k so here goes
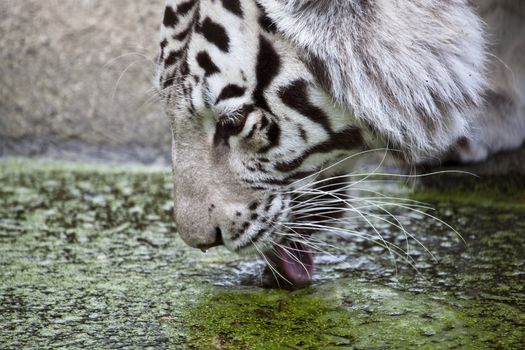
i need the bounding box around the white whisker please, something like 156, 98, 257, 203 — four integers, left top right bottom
281, 223, 420, 270
250, 236, 290, 287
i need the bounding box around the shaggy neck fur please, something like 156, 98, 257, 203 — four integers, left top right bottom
257, 0, 487, 162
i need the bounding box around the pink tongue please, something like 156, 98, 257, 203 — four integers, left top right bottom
266, 240, 314, 288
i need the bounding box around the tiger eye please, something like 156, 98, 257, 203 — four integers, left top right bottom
219, 115, 245, 134
219, 105, 253, 133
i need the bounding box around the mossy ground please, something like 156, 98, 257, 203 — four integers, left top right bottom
1, 158, 524, 349
179, 282, 525, 349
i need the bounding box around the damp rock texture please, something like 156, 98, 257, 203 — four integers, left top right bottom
0, 158, 524, 349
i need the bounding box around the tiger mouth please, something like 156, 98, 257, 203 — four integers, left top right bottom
264, 238, 314, 289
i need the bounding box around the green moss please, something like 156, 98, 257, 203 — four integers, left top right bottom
178, 288, 354, 349
409, 172, 525, 210
1, 158, 524, 348
178, 281, 525, 349
411, 188, 525, 210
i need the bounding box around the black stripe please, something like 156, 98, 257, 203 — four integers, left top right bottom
165, 50, 183, 66
254, 36, 281, 110
267, 122, 281, 147
197, 17, 230, 52
244, 177, 289, 187
177, 0, 197, 16
216, 84, 246, 103
304, 54, 332, 95
275, 128, 363, 172
163, 73, 175, 89
236, 227, 269, 249
298, 126, 308, 142
213, 114, 246, 147
163, 6, 179, 27
159, 39, 168, 61
180, 57, 190, 76
260, 115, 269, 130
256, 3, 277, 33
248, 186, 268, 191
279, 79, 332, 132
246, 123, 258, 139
259, 14, 277, 33
222, 0, 243, 17
173, 27, 191, 41
258, 121, 281, 153
196, 51, 220, 76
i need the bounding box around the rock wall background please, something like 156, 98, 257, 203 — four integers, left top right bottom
0, 1, 169, 163
0, 1, 523, 169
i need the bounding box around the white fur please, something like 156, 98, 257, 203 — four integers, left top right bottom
257, 0, 488, 162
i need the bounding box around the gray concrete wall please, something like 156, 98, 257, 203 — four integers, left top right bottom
0, 0, 169, 162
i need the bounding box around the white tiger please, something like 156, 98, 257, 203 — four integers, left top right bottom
156, 0, 525, 287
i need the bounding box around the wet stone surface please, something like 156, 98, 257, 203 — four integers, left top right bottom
0, 158, 524, 349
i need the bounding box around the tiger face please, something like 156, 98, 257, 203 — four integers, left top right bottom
156, 0, 487, 287
157, 0, 369, 286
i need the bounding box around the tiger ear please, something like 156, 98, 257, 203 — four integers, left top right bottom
258, 0, 488, 163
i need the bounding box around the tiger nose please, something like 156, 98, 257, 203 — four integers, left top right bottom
196, 227, 224, 252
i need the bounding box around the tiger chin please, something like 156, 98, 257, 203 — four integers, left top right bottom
155, 0, 525, 288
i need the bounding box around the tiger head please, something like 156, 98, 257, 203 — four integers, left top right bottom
156, 0, 486, 287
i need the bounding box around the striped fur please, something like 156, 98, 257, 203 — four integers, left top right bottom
156, 0, 368, 253
155, 0, 524, 256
